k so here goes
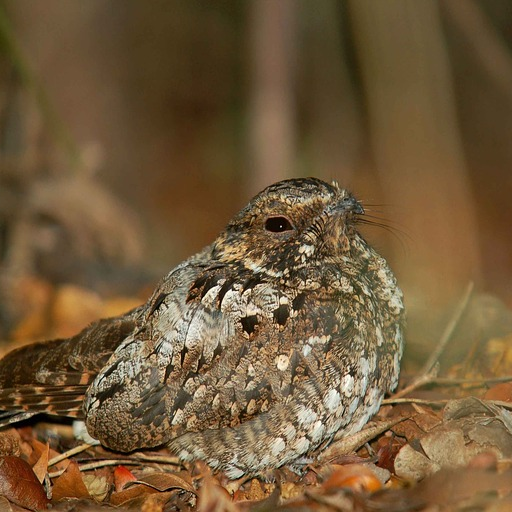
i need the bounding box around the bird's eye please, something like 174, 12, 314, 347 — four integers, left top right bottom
264, 216, 294, 233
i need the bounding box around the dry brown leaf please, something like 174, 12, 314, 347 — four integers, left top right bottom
31, 442, 49, 483
110, 482, 158, 506
0, 495, 31, 512
114, 464, 137, 492
83, 473, 109, 502
0, 455, 50, 510
51, 460, 91, 502
321, 464, 382, 493
414, 467, 512, 508
126, 490, 181, 511
376, 432, 405, 473
279, 481, 305, 501
29, 438, 68, 472
111, 470, 196, 507
395, 397, 512, 481
197, 475, 238, 512
127, 471, 196, 494
484, 382, 512, 402
390, 406, 442, 441
467, 451, 498, 470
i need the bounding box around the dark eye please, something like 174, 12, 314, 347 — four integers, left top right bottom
265, 216, 294, 233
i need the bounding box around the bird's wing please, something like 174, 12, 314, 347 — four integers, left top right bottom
0, 305, 144, 423
83, 265, 348, 453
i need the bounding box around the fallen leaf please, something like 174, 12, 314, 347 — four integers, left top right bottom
414, 467, 512, 507
51, 460, 91, 501
114, 465, 137, 492
321, 464, 382, 493
197, 475, 239, 512
484, 382, 512, 402
395, 397, 512, 481
110, 482, 158, 506
0, 455, 50, 510
0, 495, 27, 512
317, 417, 407, 463
126, 471, 195, 494
31, 443, 49, 483
83, 474, 110, 502
29, 438, 68, 472
376, 432, 404, 473
394, 443, 439, 481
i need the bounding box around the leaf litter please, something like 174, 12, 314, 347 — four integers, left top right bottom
0, 282, 512, 510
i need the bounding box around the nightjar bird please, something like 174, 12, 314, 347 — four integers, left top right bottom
0, 177, 404, 478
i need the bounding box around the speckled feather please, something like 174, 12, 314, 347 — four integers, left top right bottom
0, 178, 404, 478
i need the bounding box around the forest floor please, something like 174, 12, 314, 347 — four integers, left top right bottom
0, 280, 511, 512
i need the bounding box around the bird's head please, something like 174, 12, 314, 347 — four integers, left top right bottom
213, 177, 365, 278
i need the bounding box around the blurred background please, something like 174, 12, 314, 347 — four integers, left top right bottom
1, 0, 512, 368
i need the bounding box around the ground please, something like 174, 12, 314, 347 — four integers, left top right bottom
0, 281, 511, 512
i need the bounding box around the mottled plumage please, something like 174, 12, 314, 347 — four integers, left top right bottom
0, 178, 404, 478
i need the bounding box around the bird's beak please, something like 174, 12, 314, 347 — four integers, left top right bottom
338, 196, 364, 216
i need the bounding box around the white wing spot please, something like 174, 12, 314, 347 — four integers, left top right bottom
341, 373, 354, 397
294, 436, 310, 453
271, 437, 286, 456
310, 420, 325, 442
323, 388, 341, 413
297, 406, 317, 426
275, 354, 290, 371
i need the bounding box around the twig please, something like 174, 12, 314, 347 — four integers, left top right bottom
393, 281, 474, 398
131, 454, 181, 465
392, 374, 512, 398
392, 369, 438, 399
48, 442, 98, 467
382, 397, 449, 407
382, 396, 512, 411
317, 416, 407, 462
421, 281, 474, 376
48, 459, 145, 479
429, 375, 512, 387
48, 454, 182, 479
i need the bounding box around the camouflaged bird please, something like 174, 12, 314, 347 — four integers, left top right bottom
0, 177, 404, 478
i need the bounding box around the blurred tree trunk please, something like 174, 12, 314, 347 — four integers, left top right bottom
349, 0, 481, 308
301, 0, 362, 183
247, 0, 297, 194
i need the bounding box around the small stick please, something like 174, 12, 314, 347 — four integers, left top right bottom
420, 281, 475, 377
382, 397, 449, 406
48, 454, 182, 479
392, 370, 437, 399
48, 442, 98, 467
429, 375, 512, 387
317, 417, 407, 462
382, 396, 512, 411
393, 281, 475, 398
48, 459, 144, 479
